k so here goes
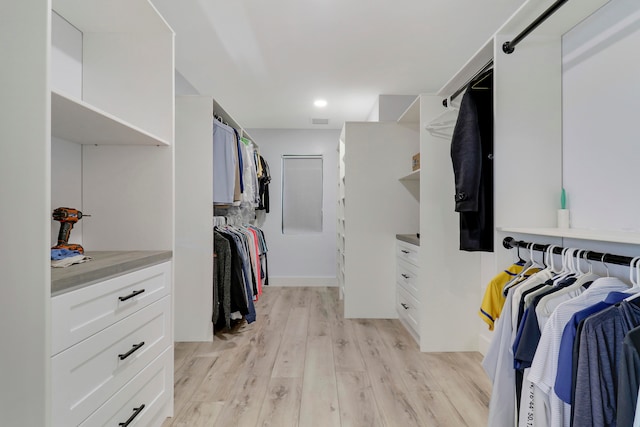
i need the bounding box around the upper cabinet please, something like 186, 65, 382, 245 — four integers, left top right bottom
52, 0, 174, 146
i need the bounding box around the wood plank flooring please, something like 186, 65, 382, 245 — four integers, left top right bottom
162, 286, 491, 427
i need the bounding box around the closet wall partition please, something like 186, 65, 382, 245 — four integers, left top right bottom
340, 122, 420, 318
174, 96, 263, 341
175, 96, 215, 341
418, 94, 483, 352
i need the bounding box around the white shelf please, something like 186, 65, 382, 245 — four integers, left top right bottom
399, 169, 420, 181
52, 91, 170, 146
498, 227, 640, 245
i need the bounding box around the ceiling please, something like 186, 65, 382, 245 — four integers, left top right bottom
150, 0, 526, 129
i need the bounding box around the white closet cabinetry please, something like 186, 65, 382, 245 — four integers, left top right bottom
339, 122, 419, 318
396, 239, 420, 343
52, 262, 172, 427
0, 1, 175, 425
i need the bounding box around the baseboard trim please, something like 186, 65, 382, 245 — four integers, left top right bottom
268, 277, 338, 287
478, 333, 492, 356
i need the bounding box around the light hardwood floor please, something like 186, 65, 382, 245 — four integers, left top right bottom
162, 286, 491, 427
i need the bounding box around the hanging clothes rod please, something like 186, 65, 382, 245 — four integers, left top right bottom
502, 0, 570, 54
443, 59, 493, 107
503, 236, 637, 267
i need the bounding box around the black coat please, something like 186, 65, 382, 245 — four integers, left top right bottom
450, 71, 494, 252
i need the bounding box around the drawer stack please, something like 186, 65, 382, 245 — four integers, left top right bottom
51, 261, 173, 427
396, 240, 420, 343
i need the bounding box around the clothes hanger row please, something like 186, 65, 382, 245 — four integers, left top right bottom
213, 112, 229, 126
504, 237, 637, 270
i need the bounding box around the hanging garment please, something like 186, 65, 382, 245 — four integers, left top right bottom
526, 277, 631, 427
573, 299, 640, 427
479, 260, 528, 330
618, 322, 640, 426
213, 231, 232, 327
450, 70, 494, 252
484, 268, 553, 427
240, 140, 258, 206
233, 128, 244, 193
257, 155, 271, 213
213, 120, 238, 205
554, 291, 629, 404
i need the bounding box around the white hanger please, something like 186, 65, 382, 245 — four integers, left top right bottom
544, 244, 562, 274
600, 253, 610, 277
424, 96, 461, 138
560, 249, 600, 290
520, 242, 544, 273
624, 256, 640, 301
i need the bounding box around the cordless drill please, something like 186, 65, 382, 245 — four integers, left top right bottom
52, 207, 89, 254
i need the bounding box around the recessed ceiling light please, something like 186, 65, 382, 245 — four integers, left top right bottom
314, 99, 328, 108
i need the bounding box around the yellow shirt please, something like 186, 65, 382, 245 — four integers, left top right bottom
479, 263, 526, 330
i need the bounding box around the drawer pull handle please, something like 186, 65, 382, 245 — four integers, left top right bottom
118, 289, 145, 302
119, 404, 145, 426
119, 342, 145, 360
401, 250, 410, 254
401, 274, 410, 279
401, 303, 409, 310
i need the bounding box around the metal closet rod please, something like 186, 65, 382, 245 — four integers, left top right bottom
503, 236, 637, 267
443, 0, 571, 106
442, 59, 493, 107
502, 0, 570, 54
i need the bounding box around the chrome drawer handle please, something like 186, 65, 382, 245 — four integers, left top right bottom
401, 250, 410, 254
401, 274, 410, 279
118, 342, 145, 360
401, 303, 409, 310
119, 404, 145, 426
118, 289, 145, 302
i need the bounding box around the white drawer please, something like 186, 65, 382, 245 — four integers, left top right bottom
52, 261, 171, 355
79, 347, 173, 427
396, 241, 419, 267
396, 259, 419, 299
52, 297, 171, 427
397, 285, 420, 343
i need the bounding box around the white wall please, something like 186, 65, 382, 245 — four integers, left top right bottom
51, 138, 83, 247
563, 0, 640, 232
378, 95, 418, 121
247, 128, 339, 285
366, 94, 417, 122
51, 14, 84, 247
51, 11, 82, 98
